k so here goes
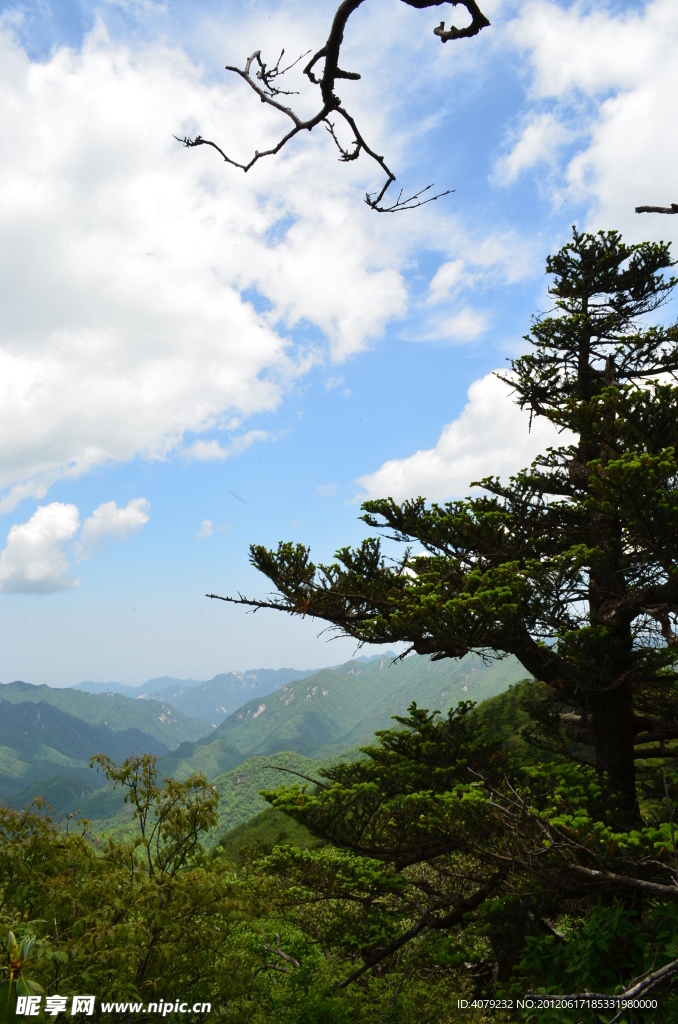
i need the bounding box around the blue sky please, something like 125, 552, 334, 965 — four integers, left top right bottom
0, 0, 676, 685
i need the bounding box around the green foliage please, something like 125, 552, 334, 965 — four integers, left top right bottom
515, 901, 678, 1020
0, 760, 249, 1017
3, 697, 676, 1020
0, 749, 503, 1024
257, 701, 678, 1017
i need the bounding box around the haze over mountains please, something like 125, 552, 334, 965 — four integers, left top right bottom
75, 668, 320, 725
1, 653, 530, 839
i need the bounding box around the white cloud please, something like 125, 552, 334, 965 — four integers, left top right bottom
0, 1, 560, 518
184, 441, 229, 463
0, 497, 151, 591
356, 371, 572, 503
0, 477, 58, 515
427, 259, 467, 304
196, 518, 213, 540
503, 0, 678, 243
78, 498, 150, 559
181, 431, 269, 463
419, 307, 489, 343
6, 0, 650, 520
0, 19, 414, 509
0, 502, 80, 593
505, 1, 659, 99
410, 227, 541, 344
494, 111, 573, 186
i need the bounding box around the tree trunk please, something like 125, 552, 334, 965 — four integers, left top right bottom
590, 679, 639, 826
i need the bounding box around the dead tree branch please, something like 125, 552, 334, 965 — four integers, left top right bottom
636, 204, 678, 215
177, 0, 490, 211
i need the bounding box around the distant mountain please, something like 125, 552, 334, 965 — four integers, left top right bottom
0, 681, 210, 746
141, 676, 204, 692
0, 680, 212, 814
74, 676, 203, 697
144, 668, 321, 725
74, 668, 318, 724
0, 696, 169, 803
160, 653, 528, 781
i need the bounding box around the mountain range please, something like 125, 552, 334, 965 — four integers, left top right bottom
2, 653, 530, 839
0, 696, 167, 806
75, 668, 320, 725
161, 652, 526, 781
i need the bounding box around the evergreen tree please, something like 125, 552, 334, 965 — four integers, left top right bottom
217, 228, 678, 824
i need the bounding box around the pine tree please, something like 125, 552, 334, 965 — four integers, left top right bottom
217, 228, 678, 824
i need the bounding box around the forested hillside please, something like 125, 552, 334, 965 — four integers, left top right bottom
0, 697, 168, 803
0, 681, 208, 744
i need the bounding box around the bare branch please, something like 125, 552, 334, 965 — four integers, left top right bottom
261, 932, 301, 968
263, 764, 329, 789
179, 0, 490, 209
568, 863, 678, 899
636, 204, 678, 214
431, 0, 491, 41
608, 957, 678, 1021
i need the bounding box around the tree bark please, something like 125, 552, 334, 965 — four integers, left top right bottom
590, 678, 639, 825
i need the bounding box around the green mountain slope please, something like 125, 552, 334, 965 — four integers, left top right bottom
210, 751, 326, 837
0, 697, 168, 801
214, 680, 542, 866
0, 681, 210, 746
157, 735, 244, 781
4, 655, 529, 834
216, 653, 524, 758
215, 807, 324, 864
161, 653, 528, 780
81, 752, 328, 847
